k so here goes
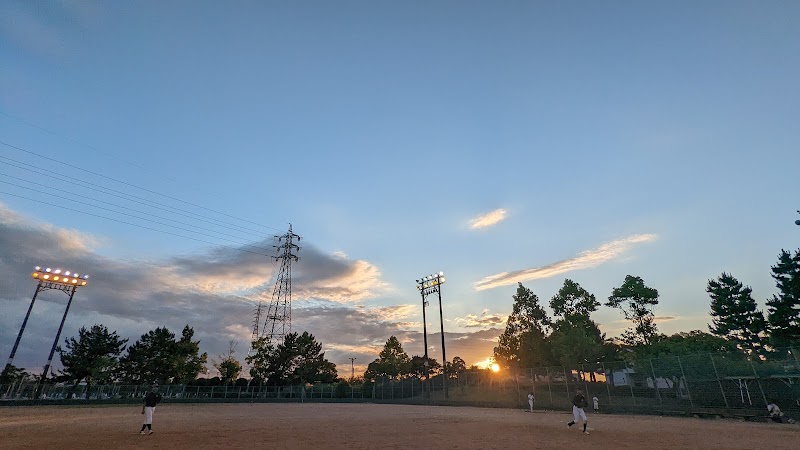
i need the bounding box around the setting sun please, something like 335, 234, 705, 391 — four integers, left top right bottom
490, 363, 500, 372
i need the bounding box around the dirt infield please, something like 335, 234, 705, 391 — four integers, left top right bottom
1, 403, 798, 449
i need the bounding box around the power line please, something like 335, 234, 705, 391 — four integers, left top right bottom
0, 173, 275, 252
0, 191, 275, 258
0, 156, 270, 236
0, 179, 279, 251
0, 139, 285, 233
0, 111, 285, 228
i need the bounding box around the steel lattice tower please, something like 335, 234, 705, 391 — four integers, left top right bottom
251, 224, 300, 344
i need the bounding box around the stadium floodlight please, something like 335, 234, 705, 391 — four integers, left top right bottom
4, 266, 90, 398
415, 271, 449, 399
32, 267, 89, 286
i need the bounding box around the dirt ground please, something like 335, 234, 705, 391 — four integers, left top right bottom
1, 403, 798, 449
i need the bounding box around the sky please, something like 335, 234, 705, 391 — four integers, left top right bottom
1, 1, 799, 377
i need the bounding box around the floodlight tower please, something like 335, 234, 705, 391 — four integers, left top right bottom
261, 224, 301, 343
3, 267, 88, 393
416, 272, 447, 399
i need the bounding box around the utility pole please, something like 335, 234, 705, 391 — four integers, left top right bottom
420, 284, 430, 398
349, 357, 357, 381
437, 280, 448, 399
416, 272, 447, 399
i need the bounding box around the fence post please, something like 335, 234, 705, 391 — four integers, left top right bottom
601, 362, 612, 406
581, 364, 590, 404
530, 368, 535, 408
648, 358, 663, 408
676, 356, 694, 409
546, 367, 553, 405
623, 360, 636, 406
709, 354, 729, 409
562, 366, 570, 406
748, 359, 768, 406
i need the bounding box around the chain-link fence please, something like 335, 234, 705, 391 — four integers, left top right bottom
0, 379, 431, 403
3, 348, 799, 420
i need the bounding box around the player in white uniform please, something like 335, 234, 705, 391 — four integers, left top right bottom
528, 392, 535, 412
567, 389, 589, 435
768, 401, 796, 424
592, 395, 599, 413
140, 385, 162, 435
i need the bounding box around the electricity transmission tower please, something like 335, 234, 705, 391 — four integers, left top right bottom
251, 224, 301, 345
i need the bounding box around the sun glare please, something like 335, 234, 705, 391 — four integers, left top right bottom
490, 363, 500, 373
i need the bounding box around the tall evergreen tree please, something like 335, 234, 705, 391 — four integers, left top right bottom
118, 325, 206, 384
58, 325, 127, 390
493, 283, 552, 369
606, 275, 660, 346
245, 336, 275, 383
706, 272, 767, 353
270, 331, 337, 385
364, 336, 411, 380
766, 249, 800, 347
174, 325, 208, 384
118, 327, 177, 384
549, 279, 604, 367
550, 279, 600, 324
406, 355, 441, 378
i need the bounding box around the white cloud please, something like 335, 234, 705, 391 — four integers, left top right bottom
0, 204, 506, 376
474, 234, 658, 291
454, 309, 508, 328
0, 204, 390, 374
469, 209, 507, 230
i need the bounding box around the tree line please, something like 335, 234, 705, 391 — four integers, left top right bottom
492, 248, 800, 369
0, 324, 338, 390
360, 335, 468, 382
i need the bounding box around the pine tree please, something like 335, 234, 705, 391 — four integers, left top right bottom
493, 283, 552, 369
118, 327, 177, 384
606, 275, 660, 346
706, 272, 766, 354
174, 325, 208, 384
270, 331, 337, 385
549, 279, 604, 367
550, 278, 600, 325
766, 249, 800, 348
57, 325, 127, 392
364, 336, 410, 380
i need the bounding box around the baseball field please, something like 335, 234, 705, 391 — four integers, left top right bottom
1, 403, 798, 449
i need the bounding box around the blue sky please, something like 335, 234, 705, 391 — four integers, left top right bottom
1, 1, 799, 375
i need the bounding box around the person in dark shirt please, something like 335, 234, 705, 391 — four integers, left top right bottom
567, 388, 590, 435
140, 384, 162, 435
